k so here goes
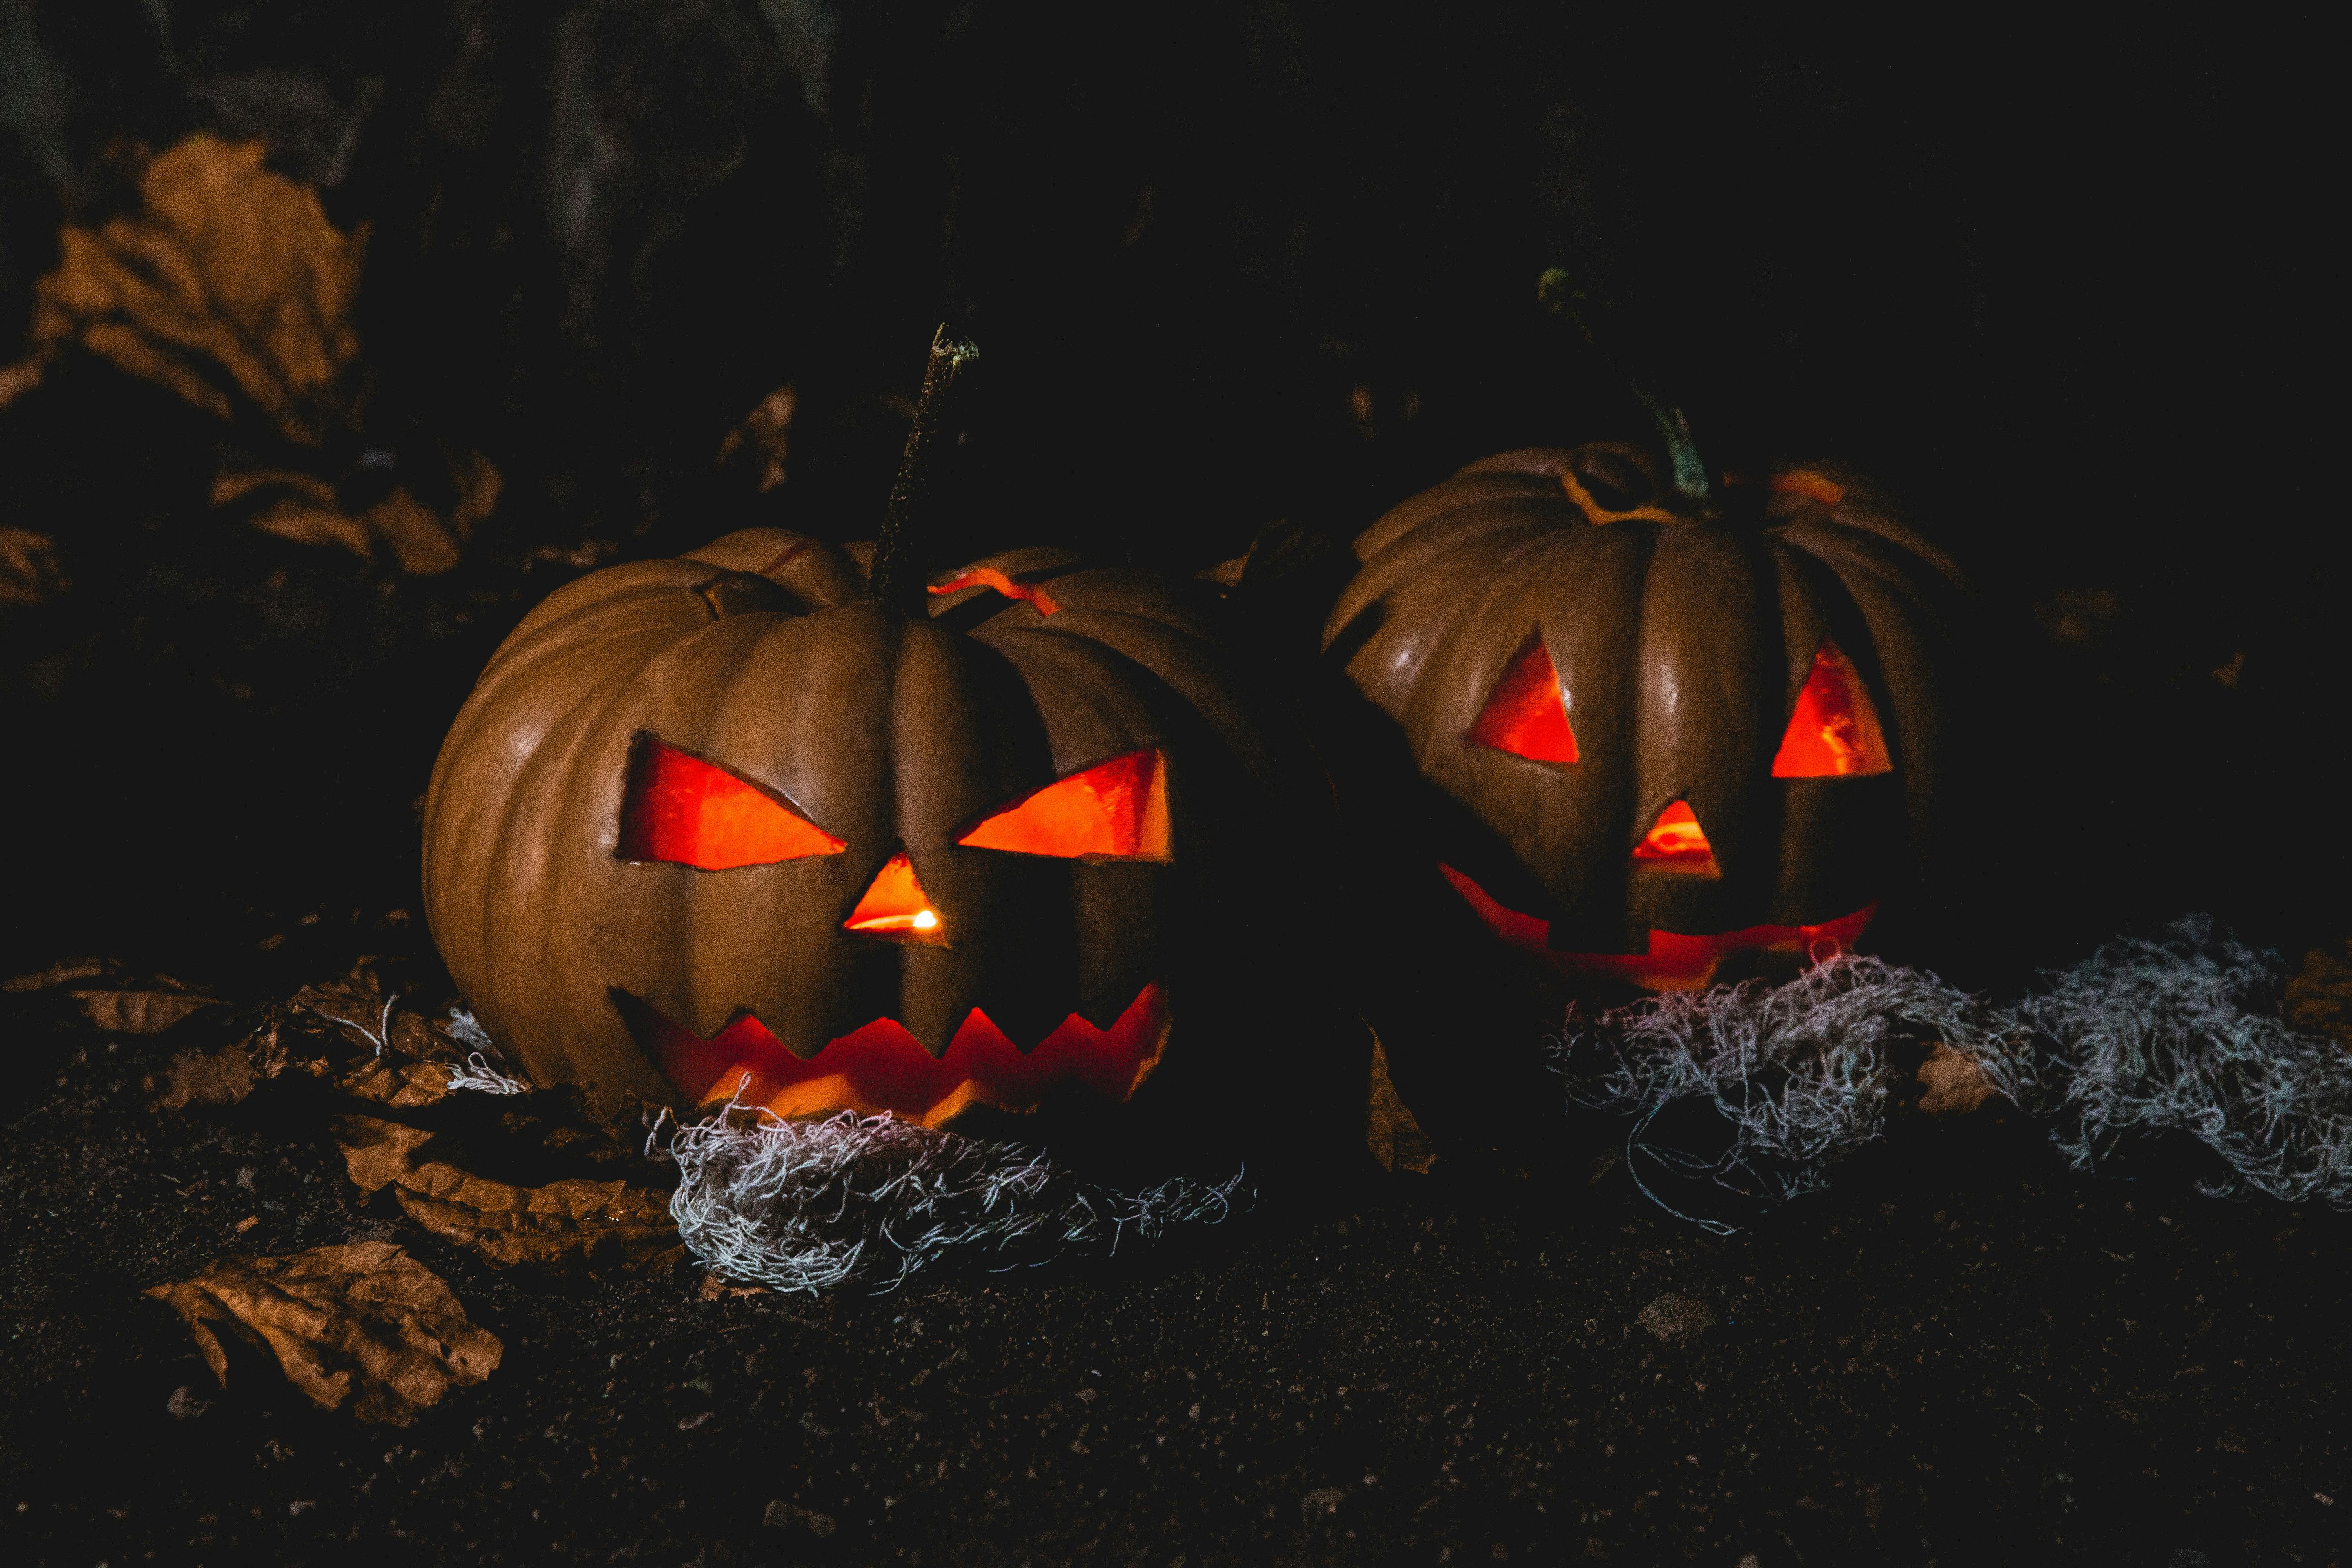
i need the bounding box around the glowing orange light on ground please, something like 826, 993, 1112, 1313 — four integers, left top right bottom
929, 567, 1062, 616
1467, 635, 1579, 763
1438, 863, 1875, 992
1631, 800, 1719, 876
844, 852, 945, 942
617, 741, 845, 868
958, 750, 1171, 860
1772, 640, 1892, 778
634, 983, 1172, 1127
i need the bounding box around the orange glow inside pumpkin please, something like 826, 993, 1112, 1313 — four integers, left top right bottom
928, 566, 1063, 616
618, 740, 845, 868
1438, 862, 1875, 992
1772, 640, 1893, 778
958, 750, 1171, 860
634, 982, 1172, 1127
843, 852, 945, 941
1631, 800, 1719, 876
1467, 635, 1579, 763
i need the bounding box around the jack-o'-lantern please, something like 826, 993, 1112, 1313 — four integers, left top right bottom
1322, 439, 1964, 996
423, 334, 1358, 1173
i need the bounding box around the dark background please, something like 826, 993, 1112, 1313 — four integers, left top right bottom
2, 10, 2347, 1567
0, 3, 2336, 976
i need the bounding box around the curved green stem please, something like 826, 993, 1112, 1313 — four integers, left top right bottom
1538, 269, 1713, 506
868, 325, 981, 619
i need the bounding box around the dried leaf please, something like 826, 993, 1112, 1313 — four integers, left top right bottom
210, 467, 340, 510
223, 472, 461, 574
153, 1041, 259, 1109
1636, 1292, 1717, 1343
0, 356, 42, 407
144, 1241, 501, 1425
31, 135, 365, 446
1914, 1042, 1999, 1117
1364, 1035, 1437, 1175
3, 957, 107, 993
391, 1162, 679, 1277
74, 989, 223, 1035
330, 1115, 438, 1195
2285, 941, 2352, 1047
717, 386, 795, 491
327, 1107, 676, 1276
1, 525, 69, 606
447, 449, 503, 539
363, 488, 461, 575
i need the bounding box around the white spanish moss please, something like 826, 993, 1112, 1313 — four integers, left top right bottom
657, 1092, 1248, 1295
1555, 918, 2352, 1219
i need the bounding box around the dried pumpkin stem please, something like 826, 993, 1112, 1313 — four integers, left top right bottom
869, 325, 982, 618
1538, 269, 1713, 506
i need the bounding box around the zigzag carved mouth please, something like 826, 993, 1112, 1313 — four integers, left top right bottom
1439, 863, 1876, 991
619, 985, 1171, 1128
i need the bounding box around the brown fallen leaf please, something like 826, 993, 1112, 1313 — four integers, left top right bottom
329, 1115, 439, 1195
31, 135, 365, 447
74, 989, 223, 1035
144, 1241, 501, 1425
447, 448, 503, 538
153, 1040, 258, 1109
2285, 940, 2352, 1048
219, 469, 462, 575
1914, 1042, 2000, 1118
327, 1112, 677, 1276
391, 1161, 679, 1278
1, 525, 69, 606
4, 957, 108, 993
1364, 1034, 1437, 1175
717, 385, 795, 492
0, 356, 42, 407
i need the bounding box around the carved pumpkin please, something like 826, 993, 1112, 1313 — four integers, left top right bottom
423, 334, 1358, 1171
422, 527, 1356, 1164
1323, 441, 1964, 993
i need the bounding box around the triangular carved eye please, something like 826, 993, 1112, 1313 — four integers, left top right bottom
957, 750, 1171, 860
1468, 634, 1579, 763
1631, 801, 1719, 877
1772, 640, 1893, 778
619, 740, 846, 868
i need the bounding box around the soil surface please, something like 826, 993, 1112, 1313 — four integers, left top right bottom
2, 934, 2346, 1568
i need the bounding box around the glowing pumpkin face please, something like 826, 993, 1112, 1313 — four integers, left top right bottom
423, 529, 1345, 1160
1324, 442, 1963, 991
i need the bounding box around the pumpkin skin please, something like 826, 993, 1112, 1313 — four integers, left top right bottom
423, 528, 1355, 1171
1322, 442, 1965, 994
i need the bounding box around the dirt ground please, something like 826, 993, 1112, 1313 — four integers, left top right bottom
2, 927, 2345, 1568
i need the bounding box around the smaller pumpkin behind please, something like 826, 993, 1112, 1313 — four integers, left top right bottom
1316, 417, 1976, 1169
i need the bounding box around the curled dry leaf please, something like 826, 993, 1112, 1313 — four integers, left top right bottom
3, 957, 108, 992
214, 468, 464, 575
144, 1240, 501, 1426
332, 1114, 680, 1277
31, 135, 365, 447
1, 525, 69, 606
74, 989, 223, 1035
1364, 1036, 1437, 1175
1913, 1042, 2000, 1117
2285, 940, 2352, 1048
717, 385, 795, 492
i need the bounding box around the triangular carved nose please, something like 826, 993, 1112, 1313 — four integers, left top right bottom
1631, 801, 1720, 878
844, 851, 947, 944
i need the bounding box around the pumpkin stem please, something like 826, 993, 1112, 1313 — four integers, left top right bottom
869, 325, 981, 618
1537, 269, 1713, 506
